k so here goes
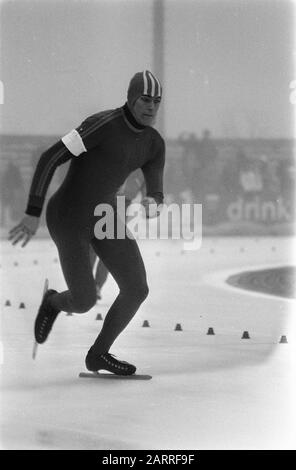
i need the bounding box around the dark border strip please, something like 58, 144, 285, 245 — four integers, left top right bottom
226, 266, 296, 299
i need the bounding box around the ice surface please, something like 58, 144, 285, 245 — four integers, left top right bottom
0, 237, 295, 449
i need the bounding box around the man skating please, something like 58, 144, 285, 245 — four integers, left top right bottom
9, 70, 165, 376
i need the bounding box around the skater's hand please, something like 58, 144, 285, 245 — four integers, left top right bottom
142, 197, 162, 219
9, 215, 40, 247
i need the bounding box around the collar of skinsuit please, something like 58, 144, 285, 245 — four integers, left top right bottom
122, 102, 146, 130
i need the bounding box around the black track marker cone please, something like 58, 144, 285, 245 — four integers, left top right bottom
242, 331, 250, 339
279, 335, 288, 344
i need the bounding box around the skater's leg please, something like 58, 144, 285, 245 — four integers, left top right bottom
49, 234, 97, 314
90, 244, 109, 299
89, 244, 97, 270
90, 234, 148, 354
45, 200, 97, 314
95, 259, 109, 289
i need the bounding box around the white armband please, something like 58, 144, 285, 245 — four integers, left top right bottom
61, 129, 87, 156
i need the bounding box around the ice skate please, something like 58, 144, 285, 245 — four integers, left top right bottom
85, 348, 136, 376
34, 280, 60, 345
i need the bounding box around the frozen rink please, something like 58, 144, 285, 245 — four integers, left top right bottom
0, 236, 295, 450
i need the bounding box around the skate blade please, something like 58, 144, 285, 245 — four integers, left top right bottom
32, 278, 49, 360
79, 372, 152, 380
32, 341, 38, 359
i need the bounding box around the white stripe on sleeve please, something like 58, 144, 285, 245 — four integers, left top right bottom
61, 129, 87, 156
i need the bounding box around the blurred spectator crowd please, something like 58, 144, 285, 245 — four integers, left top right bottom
0, 133, 295, 230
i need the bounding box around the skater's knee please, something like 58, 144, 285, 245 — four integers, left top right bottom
73, 291, 97, 314
120, 279, 148, 303
141, 282, 149, 300
133, 281, 149, 302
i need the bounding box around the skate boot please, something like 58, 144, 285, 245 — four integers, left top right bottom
34, 289, 60, 344
85, 348, 136, 376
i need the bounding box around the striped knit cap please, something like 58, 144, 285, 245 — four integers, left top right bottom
127, 70, 162, 107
